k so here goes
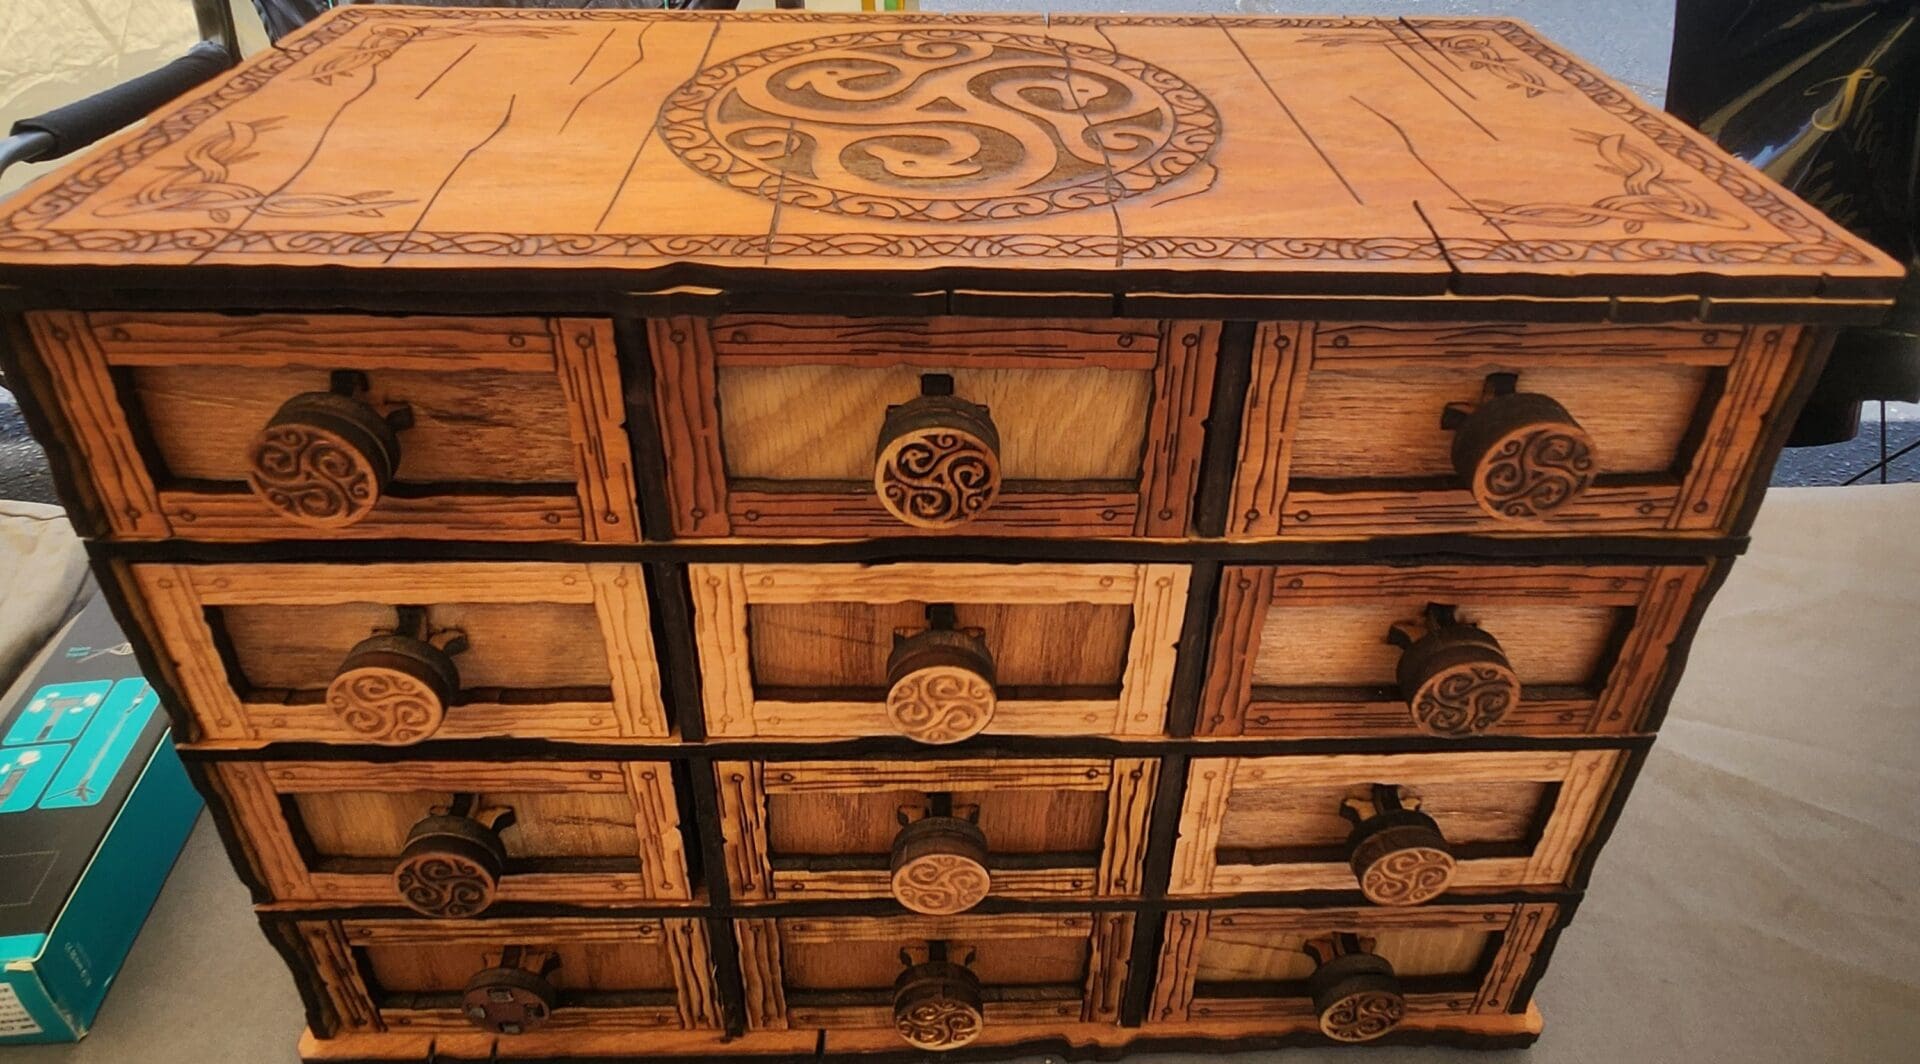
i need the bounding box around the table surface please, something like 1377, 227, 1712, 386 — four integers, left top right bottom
2, 481, 1914, 1063
0, 5, 1897, 301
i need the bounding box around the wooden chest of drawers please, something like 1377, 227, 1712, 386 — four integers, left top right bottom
0, 6, 1901, 1061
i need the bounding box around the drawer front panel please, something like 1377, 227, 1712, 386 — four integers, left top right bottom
1149, 904, 1561, 1032
1229, 322, 1807, 538
1200, 563, 1709, 738
716, 760, 1157, 906
1170, 751, 1626, 898
283, 917, 721, 1036
25, 311, 638, 542
127, 561, 667, 746
735, 913, 1134, 1037
651, 316, 1218, 539
690, 562, 1188, 742
213, 760, 692, 912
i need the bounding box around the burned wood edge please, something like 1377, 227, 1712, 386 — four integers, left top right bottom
611, 316, 676, 542
88, 534, 1752, 565
646, 562, 707, 743
0, 312, 109, 536
175, 732, 1657, 764
1190, 322, 1254, 537
1725, 326, 1841, 538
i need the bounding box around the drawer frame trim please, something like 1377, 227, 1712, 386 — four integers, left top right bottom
1148, 902, 1560, 1024
129, 560, 669, 745
1168, 751, 1626, 896
715, 759, 1158, 904
1227, 321, 1807, 538
209, 760, 693, 906
1199, 562, 1711, 738
689, 562, 1189, 740
22, 312, 641, 542
650, 316, 1220, 539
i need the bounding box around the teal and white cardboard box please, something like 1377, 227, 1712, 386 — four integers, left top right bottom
0, 594, 202, 1043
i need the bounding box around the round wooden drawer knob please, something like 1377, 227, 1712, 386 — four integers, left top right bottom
246, 390, 402, 528
1449, 391, 1596, 520
394, 812, 507, 919
890, 816, 991, 915
893, 960, 985, 1051
1309, 951, 1406, 1043
327, 632, 460, 746
885, 628, 996, 745
1395, 621, 1520, 737
1346, 807, 1456, 907
873, 393, 1002, 529
462, 965, 557, 1036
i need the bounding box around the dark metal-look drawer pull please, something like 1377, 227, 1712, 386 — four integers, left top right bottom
1305, 933, 1406, 1043
1443, 371, 1597, 520
392, 794, 516, 919
1388, 603, 1521, 737
245, 370, 414, 528
873, 373, 1003, 530
1341, 783, 1456, 907
893, 942, 983, 1052
462, 946, 560, 1036
326, 605, 468, 746
889, 798, 990, 915
885, 608, 996, 744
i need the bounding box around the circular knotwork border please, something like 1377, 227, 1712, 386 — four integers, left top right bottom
657, 28, 1220, 222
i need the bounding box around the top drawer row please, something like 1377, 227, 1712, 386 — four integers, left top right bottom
20, 311, 1806, 543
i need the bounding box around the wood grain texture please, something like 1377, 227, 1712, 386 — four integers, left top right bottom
1116, 565, 1190, 735
153, 489, 587, 541
1170, 758, 1238, 896
1228, 322, 1313, 537
130, 563, 248, 740
723, 489, 1140, 538
266, 762, 628, 794
734, 918, 789, 1031
1591, 565, 1709, 731
1149, 910, 1209, 1023
299, 921, 382, 1034
182, 561, 597, 604
625, 764, 693, 901
1138, 321, 1220, 535
664, 918, 722, 1029
708, 316, 1162, 368
758, 760, 1112, 795
0, 6, 1898, 301
687, 564, 756, 738
767, 867, 1098, 900
1173, 751, 1625, 896
733, 562, 1142, 605
297, 1008, 1544, 1060
649, 318, 730, 538
589, 565, 669, 738
1196, 567, 1275, 737
1672, 325, 1805, 530
89, 312, 559, 370
551, 317, 642, 542
1082, 911, 1136, 1024
207, 762, 312, 898
1096, 759, 1159, 898
715, 762, 774, 902
23, 311, 169, 538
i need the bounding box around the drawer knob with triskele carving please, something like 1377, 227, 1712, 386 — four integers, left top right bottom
1305, 933, 1406, 1043
892, 944, 984, 1052
889, 801, 991, 915
886, 617, 997, 745
874, 374, 1002, 529
245, 370, 413, 528
326, 606, 468, 746
1342, 784, 1456, 907
1444, 372, 1597, 521
1389, 604, 1521, 737
393, 796, 515, 919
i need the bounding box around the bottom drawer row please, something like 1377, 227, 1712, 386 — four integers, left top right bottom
280, 903, 1560, 1050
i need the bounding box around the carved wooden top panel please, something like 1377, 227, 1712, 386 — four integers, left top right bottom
0, 6, 1898, 300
